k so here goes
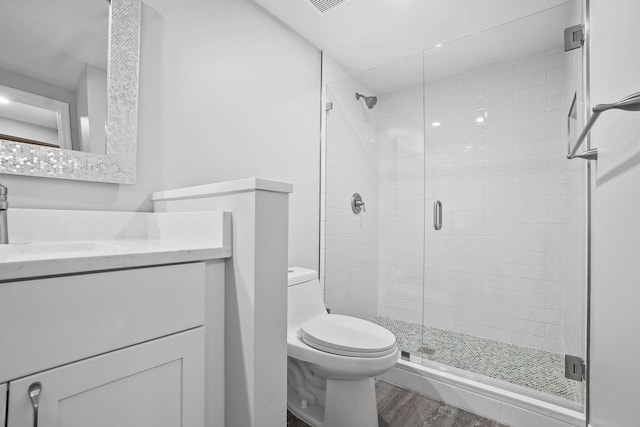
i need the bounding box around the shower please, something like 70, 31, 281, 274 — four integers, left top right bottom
322, 3, 589, 422
355, 92, 377, 109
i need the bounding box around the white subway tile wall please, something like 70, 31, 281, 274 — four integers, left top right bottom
377, 86, 425, 325
323, 50, 586, 356
375, 50, 585, 354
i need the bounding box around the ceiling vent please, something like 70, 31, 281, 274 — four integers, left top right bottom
304, 0, 351, 15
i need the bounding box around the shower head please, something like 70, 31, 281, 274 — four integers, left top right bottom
356, 92, 378, 109
593, 91, 640, 113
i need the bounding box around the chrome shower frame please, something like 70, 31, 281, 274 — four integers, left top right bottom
583, 0, 593, 424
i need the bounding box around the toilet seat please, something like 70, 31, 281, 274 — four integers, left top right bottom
300, 315, 396, 358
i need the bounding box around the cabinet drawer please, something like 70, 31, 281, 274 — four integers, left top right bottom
0, 263, 205, 383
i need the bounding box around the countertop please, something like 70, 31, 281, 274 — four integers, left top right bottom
1, 209, 232, 282
0, 239, 231, 282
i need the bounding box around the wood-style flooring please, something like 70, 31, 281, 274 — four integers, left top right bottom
287, 380, 509, 427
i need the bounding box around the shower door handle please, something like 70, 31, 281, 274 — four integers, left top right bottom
433, 200, 442, 230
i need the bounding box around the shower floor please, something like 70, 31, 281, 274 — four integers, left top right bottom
371, 316, 584, 403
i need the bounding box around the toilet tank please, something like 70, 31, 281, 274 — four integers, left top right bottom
287, 267, 327, 333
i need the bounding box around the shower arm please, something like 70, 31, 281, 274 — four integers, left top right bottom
568, 91, 640, 160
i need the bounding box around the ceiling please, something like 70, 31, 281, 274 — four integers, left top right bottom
355, 1, 575, 94
253, 0, 574, 76
0, 0, 109, 91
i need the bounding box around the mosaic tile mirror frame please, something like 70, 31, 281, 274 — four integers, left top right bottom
0, 0, 141, 184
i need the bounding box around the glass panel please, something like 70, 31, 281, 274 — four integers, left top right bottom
421, 1, 586, 409
323, 74, 385, 322
323, 54, 426, 359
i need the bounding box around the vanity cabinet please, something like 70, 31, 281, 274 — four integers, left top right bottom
0, 260, 222, 427
7, 329, 204, 427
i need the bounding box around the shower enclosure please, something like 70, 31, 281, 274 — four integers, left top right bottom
321, 0, 588, 416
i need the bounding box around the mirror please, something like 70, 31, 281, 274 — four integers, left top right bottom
0, 0, 141, 184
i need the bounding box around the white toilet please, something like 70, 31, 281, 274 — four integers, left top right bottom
287, 267, 398, 427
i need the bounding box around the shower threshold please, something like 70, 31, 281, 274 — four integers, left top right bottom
371, 316, 584, 404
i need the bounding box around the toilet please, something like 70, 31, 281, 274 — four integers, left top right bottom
287, 267, 398, 427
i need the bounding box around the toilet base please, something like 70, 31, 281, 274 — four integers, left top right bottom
325, 377, 379, 427
288, 377, 379, 427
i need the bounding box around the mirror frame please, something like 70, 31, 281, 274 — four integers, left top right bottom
0, 0, 141, 184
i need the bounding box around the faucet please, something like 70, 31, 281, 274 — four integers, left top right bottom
0, 183, 7, 244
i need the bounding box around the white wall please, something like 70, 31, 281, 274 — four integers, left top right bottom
1, 0, 321, 270
152, 0, 320, 269
589, 0, 640, 425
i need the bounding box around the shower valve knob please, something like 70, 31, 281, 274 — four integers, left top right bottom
351, 193, 366, 214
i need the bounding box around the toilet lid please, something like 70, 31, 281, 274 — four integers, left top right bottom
300, 315, 396, 358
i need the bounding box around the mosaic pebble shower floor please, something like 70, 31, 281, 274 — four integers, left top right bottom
371, 316, 584, 403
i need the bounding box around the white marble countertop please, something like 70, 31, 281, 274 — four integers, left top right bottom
0, 239, 231, 282
0, 209, 232, 282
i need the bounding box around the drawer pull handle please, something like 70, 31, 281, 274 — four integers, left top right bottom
28, 382, 41, 427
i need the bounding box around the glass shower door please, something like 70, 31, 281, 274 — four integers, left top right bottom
373, 58, 426, 360
420, 1, 587, 409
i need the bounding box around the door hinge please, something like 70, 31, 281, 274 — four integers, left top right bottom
565, 354, 585, 381
325, 101, 333, 112
564, 24, 585, 51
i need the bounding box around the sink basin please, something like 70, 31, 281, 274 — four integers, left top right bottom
0, 241, 127, 262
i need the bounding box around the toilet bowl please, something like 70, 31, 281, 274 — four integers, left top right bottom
287, 267, 398, 427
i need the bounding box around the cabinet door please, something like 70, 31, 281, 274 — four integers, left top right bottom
0, 383, 6, 426
8, 328, 204, 427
